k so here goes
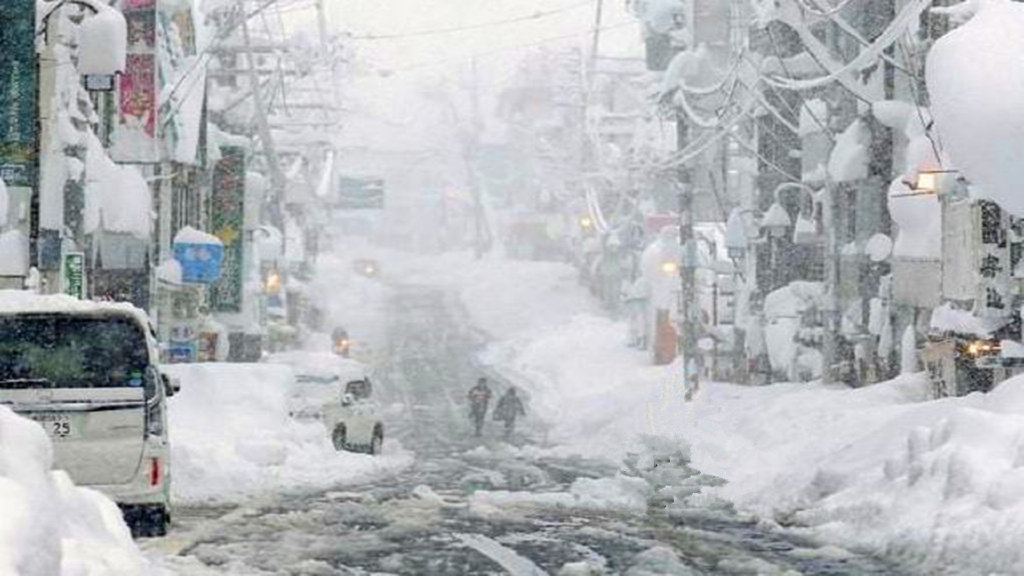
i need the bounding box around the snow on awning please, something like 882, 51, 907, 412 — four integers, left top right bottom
173, 226, 223, 246
84, 133, 152, 239
930, 303, 1009, 338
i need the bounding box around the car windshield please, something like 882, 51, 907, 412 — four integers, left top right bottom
0, 315, 148, 390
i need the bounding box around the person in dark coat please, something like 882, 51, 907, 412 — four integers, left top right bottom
493, 387, 526, 438
467, 377, 492, 437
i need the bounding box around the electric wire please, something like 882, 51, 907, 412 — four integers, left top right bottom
344, 0, 596, 41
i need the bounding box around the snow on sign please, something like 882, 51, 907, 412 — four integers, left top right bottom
172, 227, 224, 284
336, 176, 385, 210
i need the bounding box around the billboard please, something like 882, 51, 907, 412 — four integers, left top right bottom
0, 2, 38, 187
337, 176, 385, 210
110, 0, 158, 162
209, 147, 246, 313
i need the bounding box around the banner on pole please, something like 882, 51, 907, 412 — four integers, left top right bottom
210, 147, 246, 313
0, 2, 39, 188
110, 0, 159, 162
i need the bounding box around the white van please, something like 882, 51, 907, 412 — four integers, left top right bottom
264, 351, 384, 454
0, 292, 176, 537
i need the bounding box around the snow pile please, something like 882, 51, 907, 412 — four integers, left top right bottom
827, 119, 870, 182
0, 406, 148, 575
77, 4, 127, 76
927, 0, 1024, 216
165, 363, 410, 504
930, 301, 1009, 337
84, 133, 152, 238
172, 226, 222, 246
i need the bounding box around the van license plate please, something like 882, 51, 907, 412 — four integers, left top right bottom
29, 413, 75, 439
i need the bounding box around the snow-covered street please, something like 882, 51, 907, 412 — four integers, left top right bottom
144, 280, 896, 575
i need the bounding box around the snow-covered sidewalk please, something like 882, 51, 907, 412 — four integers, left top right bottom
392, 250, 1024, 575
0, 406, 149, 575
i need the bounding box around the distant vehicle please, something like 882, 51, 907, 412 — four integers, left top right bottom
263, 351, 384, 455
0, 293, 178, 538
331, 327, 351, 357
353, 258, 380, 278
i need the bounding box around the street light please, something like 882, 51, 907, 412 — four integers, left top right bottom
762, 202, 792, 240
40, 0, 127, 91
579, 215, 594, 230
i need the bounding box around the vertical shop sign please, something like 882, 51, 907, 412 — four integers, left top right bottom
977, 200, 1011, 318
0, 3, 38, 188
61, 252, 86, 299
110, 0, 158, 162
210, 146, 246, 312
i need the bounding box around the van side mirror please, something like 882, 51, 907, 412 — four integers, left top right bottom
161, 372, 181, 397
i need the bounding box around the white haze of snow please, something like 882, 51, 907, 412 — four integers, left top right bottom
0, 406, 148, 575
164, 363, 411, 504
927, 0, 1024, 216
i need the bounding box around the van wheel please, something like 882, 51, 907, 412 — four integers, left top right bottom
127, 505, 168, 538
331, 425, 347, 451
369, 427, 384, 456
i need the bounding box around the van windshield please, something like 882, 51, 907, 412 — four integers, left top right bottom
0, 315, 149, 390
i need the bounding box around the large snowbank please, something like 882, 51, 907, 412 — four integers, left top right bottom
164, 363, 410, 504
483, 300, 1024, 572
927, 0, 1024, 216
0, 406, 148, 575
411, 250, 1024, 572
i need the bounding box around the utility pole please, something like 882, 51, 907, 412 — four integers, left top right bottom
677, 115, 699, 398
315, 0, 329, 49
822, 180, 840, 384
236, 0, 286, 229
468, 57, 485, 259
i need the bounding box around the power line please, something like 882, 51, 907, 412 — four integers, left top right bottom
345, 0, 596, 41
385, 20, 636, 74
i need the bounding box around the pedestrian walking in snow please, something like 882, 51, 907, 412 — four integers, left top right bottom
493, 387, 526, 439
467, 377, 492, 437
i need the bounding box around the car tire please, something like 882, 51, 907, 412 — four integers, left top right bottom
369, 427, 384, 456
128, 505, 168, 538
332, 424, 347, 451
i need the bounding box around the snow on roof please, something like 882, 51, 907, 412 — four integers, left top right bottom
173, 226, 222, 246
762, 202, 791, 228
927, 0, 1024, 216
929, 302, 1009, 337
84, 132, 152, 238
0, 290, 151, 326
828, 119, 870, 183
263, 351, 368, 382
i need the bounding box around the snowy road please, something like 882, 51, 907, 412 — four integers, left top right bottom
150, 286, 901, 575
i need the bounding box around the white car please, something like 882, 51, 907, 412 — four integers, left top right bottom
0, 292, 176, 537
264, 351, 384, 455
